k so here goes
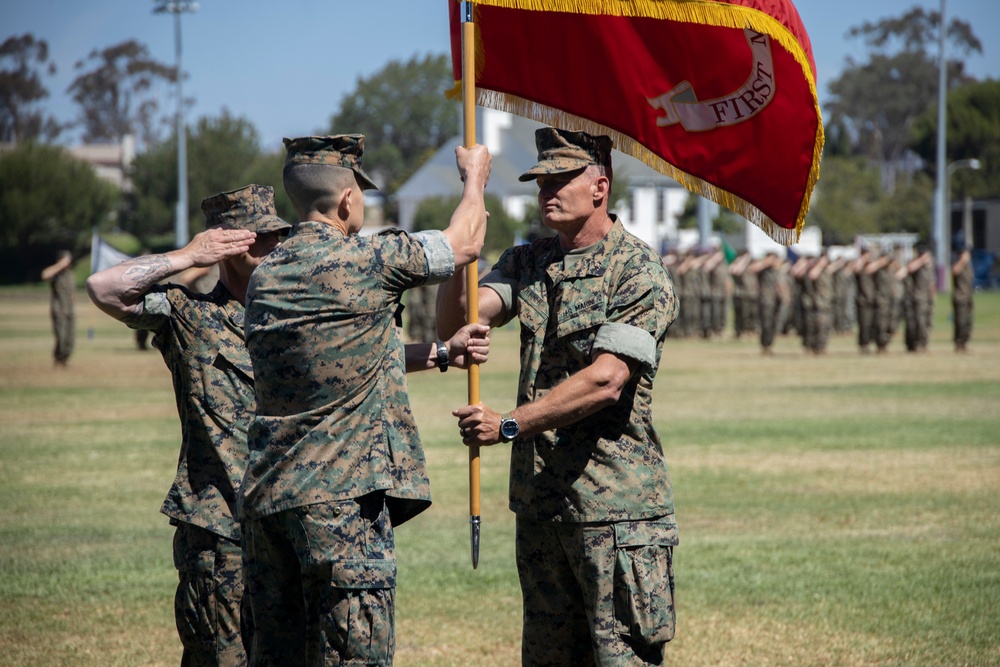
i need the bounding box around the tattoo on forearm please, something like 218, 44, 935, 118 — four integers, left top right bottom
120, 255, 174, 298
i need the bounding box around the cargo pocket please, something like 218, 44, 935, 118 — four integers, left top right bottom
613, 518, 678, 647
327, 557, 397, 665
172, 530, 219, 654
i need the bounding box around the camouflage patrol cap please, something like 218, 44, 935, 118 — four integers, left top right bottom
518, 127, 614, 182
201, 184, 291, 234
283, 134, 379, 191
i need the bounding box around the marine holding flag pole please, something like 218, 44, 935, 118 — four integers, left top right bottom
461, 0, 482, 570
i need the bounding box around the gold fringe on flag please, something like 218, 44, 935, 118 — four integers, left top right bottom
447, 0, 824, 244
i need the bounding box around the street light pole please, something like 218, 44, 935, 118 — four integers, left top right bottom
153, 0, 198, 249
932, 0, 948, 291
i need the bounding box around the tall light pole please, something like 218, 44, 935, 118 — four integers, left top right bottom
154, 0, 198, 249
932, 0, 948, 291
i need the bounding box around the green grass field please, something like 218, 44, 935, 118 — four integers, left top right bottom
1, 285, 998, 666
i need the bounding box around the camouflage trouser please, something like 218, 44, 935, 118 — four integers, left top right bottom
810, 308, 832, 353
856, 300, 875, 349
172, 523, 248, 667
902, 296, 918, 351
52, 312, 74, 364
873, 298, 895, 349
953, 298, 973, 345
243, 494, 395, 667
759, 297, 778, 349
711, 296, 726, 336
516, 515, 677, 667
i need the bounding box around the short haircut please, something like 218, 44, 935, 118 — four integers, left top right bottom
283, 163, 357, 218
591, 162, 613, 185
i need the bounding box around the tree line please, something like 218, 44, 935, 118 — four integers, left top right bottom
2, 6, 999, 282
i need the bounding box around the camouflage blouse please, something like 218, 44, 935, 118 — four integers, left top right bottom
125, 282, 254, 541
484, 219, 679, 523
241, 221, 453, 527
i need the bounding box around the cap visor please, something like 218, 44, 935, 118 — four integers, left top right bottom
251, 215, 292, 234
518, 161, 590, 182
355, 168, 379, 191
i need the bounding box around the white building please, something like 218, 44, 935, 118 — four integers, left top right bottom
67, 135, 136, 192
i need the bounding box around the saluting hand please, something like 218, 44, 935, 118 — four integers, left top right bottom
182, 227, 257, 267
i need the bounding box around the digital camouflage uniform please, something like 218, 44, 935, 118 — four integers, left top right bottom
483, 217, 679, 667
50, 260, 75, 365
913, 256, 935, 351
873, 260, 900, 351
808, 261, 833, 353
125, 281, 256, 667
730, 257, 747, 338
241, 136, 453, 666
834, 262, 855, 334
855, 259, 876, 352
121, 184, 290, 667
709, 254, 729, 337
953, 256, 974, 350
757, 261, 779, 350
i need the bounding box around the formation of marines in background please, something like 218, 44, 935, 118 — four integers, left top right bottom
663, 244, 975, 355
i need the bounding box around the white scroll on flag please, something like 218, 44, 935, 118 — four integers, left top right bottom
89, 229, 133, 274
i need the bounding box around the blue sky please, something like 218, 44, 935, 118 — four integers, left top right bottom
4, 0, 999, 150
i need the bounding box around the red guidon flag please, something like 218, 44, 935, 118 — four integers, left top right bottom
449, 0, 823, 245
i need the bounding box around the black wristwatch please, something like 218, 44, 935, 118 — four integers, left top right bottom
499, 412, 520, 442
435, 340, 449, 372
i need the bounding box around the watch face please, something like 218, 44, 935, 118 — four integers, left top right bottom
501, 419, 519, 440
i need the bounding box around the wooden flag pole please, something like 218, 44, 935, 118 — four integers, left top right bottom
461, 1, 481, 570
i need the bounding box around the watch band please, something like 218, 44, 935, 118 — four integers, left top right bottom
435, 340, 449, 372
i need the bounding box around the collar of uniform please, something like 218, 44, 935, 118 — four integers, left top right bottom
286, 219, 352, 241
545, 217, 622, 282
210, 281, 246, 327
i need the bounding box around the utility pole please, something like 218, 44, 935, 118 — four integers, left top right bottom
153, 0, 198, 249
932, 0, 948, 291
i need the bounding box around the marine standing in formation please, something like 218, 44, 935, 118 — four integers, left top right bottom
902, 245, 935, 353
439, 127, 679, 667
754, 253, 781, 355
854, 248, 877, 353
952, 248, 974, 352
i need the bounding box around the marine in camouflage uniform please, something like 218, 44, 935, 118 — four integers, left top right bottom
952, 249, 974, 352
854, 249, 877, 353
828, 258, 851, 334
708, 249, 729, 337
753, 253, 781, 353
903, 247, 934, 352
790, 256, 813, 351
86, 184, 291, 667
42, 250, 75, 366
240, 135, 491, 667
439, 128, 679, 667
869, 253, 901, 353
809, 254, 834, 354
